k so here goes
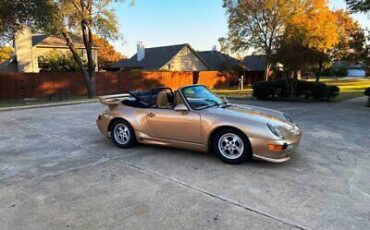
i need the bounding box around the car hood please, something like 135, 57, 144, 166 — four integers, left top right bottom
206, 103, 289, 126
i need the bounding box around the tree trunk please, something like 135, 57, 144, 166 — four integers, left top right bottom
88, 71, 96, 97
290, 71, 298, 97
61, 30, 96, 98
316, 58, 323, 82
264, 62, 271, 81
80, 1, 96, 98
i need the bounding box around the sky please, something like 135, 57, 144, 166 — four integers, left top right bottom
111, 0, 370, 57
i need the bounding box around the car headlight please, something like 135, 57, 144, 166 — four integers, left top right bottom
267, 123, 284, 139
284, 113, 294, 124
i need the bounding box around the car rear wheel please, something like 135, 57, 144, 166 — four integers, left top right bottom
212, 128, 251, 164
111, 120, 136, 148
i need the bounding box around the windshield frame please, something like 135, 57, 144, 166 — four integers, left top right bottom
179, 85, 225, 110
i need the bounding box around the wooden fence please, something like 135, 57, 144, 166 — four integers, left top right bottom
0, 71, 253, 100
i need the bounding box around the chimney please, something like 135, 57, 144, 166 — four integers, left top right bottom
137, 41, 145, 61
15, 27, 35, 72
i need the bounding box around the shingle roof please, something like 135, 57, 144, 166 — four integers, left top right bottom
31, 34, 98, 48
113, 44, 208, 70
243, 55, 266, 71
198, 50, 242, 71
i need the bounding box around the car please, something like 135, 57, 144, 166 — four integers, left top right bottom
96, 85, 302, 164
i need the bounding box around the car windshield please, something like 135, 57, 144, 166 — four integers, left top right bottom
180, 85, 225, 110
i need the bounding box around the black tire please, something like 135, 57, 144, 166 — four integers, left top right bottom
212, 128, 252, 164
110, 119, 137, 148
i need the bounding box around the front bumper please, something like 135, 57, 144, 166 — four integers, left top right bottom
250, 133, 302, 163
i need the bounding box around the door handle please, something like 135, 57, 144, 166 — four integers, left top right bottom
147, 112, 155, 117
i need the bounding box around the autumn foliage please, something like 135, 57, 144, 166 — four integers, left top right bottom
92, 35, 124, 70
224, 0, 367, 81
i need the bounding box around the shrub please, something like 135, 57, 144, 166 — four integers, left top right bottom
38, 51, 87, 72
253, 80, 340, 101
365, 88, 370, 97
252, 81, 276, 99
323, 85, 340, 100
365, 88, 370, 107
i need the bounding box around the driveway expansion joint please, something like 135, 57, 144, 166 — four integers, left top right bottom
6, 117, 307, 230
117, 159, 308, 230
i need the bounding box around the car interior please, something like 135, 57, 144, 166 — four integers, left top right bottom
122, 87, 184, 109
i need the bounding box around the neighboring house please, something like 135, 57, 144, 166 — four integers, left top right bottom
0, 28, 98, 73
113, 43, 209, 71
243, 55, 267, 72
198, 49, 244, 71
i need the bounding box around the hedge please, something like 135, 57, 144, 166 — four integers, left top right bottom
365, 88, 370, 97
253, 80, 340, 101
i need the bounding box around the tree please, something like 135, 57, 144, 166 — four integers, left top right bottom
218, 37, 231, 55
92, 35, 124, 69
223, 0, 305, 80
282, 0, 340, 82
0, 0, 125, 98
331, 10, 366, 64
0, 46, 14, 63
346, 0, 370, 13
47, 0, 122, 98
0, 0, 55, 42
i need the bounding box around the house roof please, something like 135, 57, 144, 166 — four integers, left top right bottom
32, 34, 98, 48
198, 50, 243, 70
243, 55, 266, 71
113, 43, 208, 70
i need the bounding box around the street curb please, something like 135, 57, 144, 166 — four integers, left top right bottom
0, 99, 98, 112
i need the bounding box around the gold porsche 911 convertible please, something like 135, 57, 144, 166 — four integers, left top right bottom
97, 85, 302, 164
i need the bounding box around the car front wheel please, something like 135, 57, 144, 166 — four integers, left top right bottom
212, 128, 251, 164
111, 120, 136, 148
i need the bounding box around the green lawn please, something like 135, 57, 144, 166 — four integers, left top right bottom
212, 77, 370, 102
212, 87, 253, 98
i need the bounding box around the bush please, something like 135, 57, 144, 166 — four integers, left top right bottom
253, 80, 340, 101
365, 88, 370, 97
252, 81, 276, 99
38, 51, 87, 72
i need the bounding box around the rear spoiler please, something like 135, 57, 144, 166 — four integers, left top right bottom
98, 93, 130, 109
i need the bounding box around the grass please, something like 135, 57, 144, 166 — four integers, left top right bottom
212, 87, 253, 98
0, 96, 96, 108
212, 77, 370, 102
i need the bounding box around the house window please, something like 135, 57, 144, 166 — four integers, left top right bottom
167, 64, 171, 70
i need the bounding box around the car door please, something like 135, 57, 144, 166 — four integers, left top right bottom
145, 108, 201, 143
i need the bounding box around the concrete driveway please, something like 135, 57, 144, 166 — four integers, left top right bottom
0, 97, 369, 230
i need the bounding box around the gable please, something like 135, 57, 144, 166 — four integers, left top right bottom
161, 46, 208, 71
113, 44, 190, 70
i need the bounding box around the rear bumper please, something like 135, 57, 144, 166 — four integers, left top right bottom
96, 114, 110, 136
250, 133, 302, 163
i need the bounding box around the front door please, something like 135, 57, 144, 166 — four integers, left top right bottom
145, 109, 201, 143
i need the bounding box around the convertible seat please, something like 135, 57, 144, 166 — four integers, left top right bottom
157, 90, 170, 108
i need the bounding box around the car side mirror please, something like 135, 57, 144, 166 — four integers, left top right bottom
174, 104, 188, 111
